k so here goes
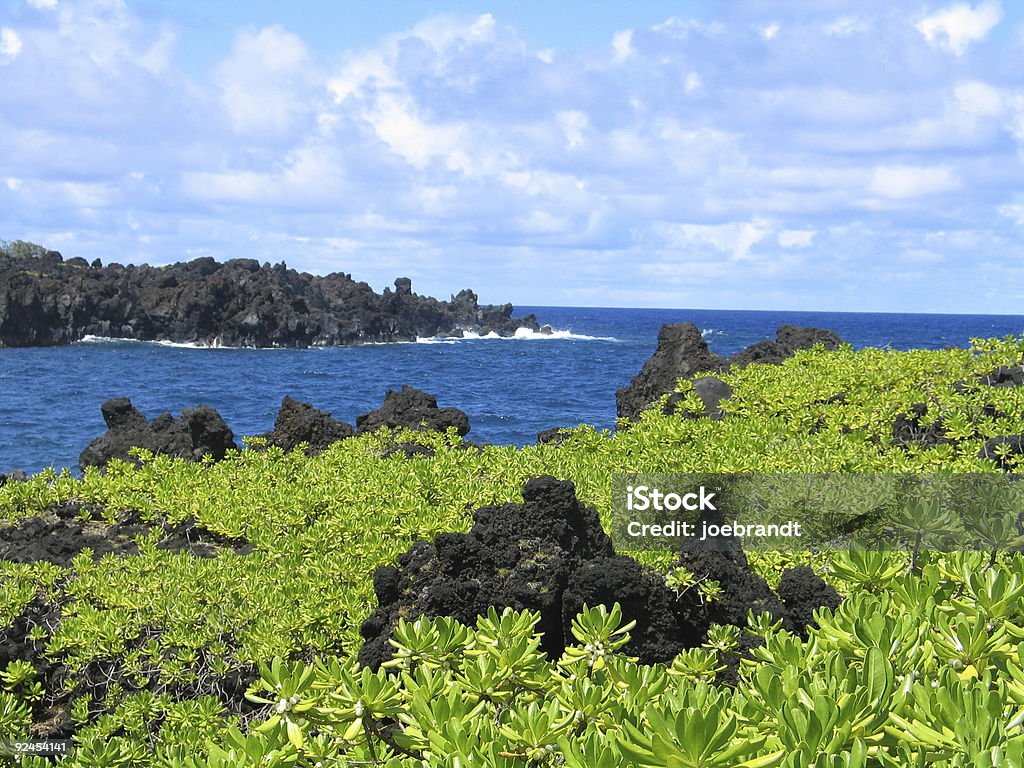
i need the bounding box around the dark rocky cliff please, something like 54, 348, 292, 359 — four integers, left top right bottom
0, 249, 539, 348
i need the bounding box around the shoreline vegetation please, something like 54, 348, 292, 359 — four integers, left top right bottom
3, 303, 1024, 763
0, 241, 540, 349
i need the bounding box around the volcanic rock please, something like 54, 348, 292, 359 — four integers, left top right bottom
260, 396, 354, 454
891, 403, 950, 450
79, 397, 237, 470
356, 386, 470, 437
675, 508, 792, 631
617, 323, 846, 420
537, 427, 572, 445
665, 376, 733, 419
777, 566, 842, 636
978, 435, 1024, 470
0, 470, 28, 486
0, 249, 540, 348
730, 325, 844, 367
616, 323, 726, 421
978, 366, 1024, 388
359, 476, 702, 668
359, 476, 842, 670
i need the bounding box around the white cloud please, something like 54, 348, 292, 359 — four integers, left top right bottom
778, 229, 815, 248
955, 80, 1003, 116
664, 219, 773, 260
917, 1, 1002, 56
825, 16, 869, 36
867, 166, 960, 199
611, 29, 633, 62
0, 28, 22, 62
27, 0, 58, 9
556, 110, 589, 150
761, 22, 781, 40
216, 25, 314, 137
407, 12, 496, 50
1000, 204, 1024, 225
4, 4, 1024, 311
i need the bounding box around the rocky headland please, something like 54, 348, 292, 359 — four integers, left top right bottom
616, 322, 846, 421
0, 248, 539, 348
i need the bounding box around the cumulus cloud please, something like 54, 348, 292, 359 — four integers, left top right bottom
663, 219, 774, 261
611, 29, 633, 62
0, 27, 22, 61
215, 25, 316, 137
917, 1, 1003, 56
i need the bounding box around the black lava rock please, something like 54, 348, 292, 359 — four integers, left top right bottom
0, 251, 539, 348
891, 403, 950, 450
79, 397, 237, 470
617, 323, 846, 420
675, 509, 792, 632
777, 566, 842, 636
358, 476, 842, 670
978, 435, 1024, 470
616, 323, 727, 421
260, 396, 354, 454
537, 428, 571, 445
358, 476, 699, 668
356, 386, 470, 437
978, 366, 1024, 388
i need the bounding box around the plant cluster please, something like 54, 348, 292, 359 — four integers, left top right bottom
2, 336, 1024, 764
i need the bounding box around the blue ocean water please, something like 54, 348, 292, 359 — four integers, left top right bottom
2, 307, 1024, 475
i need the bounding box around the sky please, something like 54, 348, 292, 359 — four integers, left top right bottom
1, 1, 1023, 313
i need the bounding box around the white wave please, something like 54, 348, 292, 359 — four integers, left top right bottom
77, 334, 235, 349
416, 327, 619, 343
152, 338, 226, 349
701, 328, 724, 337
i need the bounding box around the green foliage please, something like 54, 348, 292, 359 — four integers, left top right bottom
0, 238, 49, 260
3, 337, 1024, 764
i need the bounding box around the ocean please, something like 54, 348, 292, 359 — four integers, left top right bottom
2, 307, 1024, 475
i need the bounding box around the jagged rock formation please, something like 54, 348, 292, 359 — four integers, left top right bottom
78, 388, 471, 468
78, 398, 237, 470
259, 396, 354, 454
891, 403, 951, 450
356, 385, 470, 437
616, 323, 846, 420
978, 435, 1024, 470
978, 366, 1024, 388
0, 250, 539, 348
359, 476, 841, 669
729, 325, 846, 367
536, 427, 571, 445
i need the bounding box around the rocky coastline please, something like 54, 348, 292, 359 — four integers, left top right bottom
0, 249, 539, 348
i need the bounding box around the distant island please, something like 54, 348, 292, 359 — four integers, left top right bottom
0, 241, 540, 348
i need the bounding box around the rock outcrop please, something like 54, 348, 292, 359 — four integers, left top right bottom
0, 249, 539, 348
616, 323, 846, 420
978, 435, 1024, 470
79, 398, 237, 470
359, 477, 840, 669
259, 396, 354, 454
356, 385, 470, 437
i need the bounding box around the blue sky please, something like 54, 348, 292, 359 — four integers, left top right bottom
1, 0, 1023, 312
